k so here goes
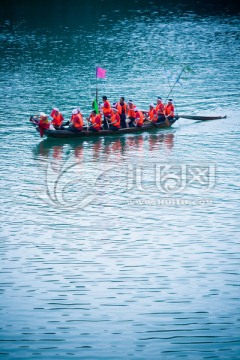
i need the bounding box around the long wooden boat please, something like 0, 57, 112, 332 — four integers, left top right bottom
178, 115, 227, 121
30, 116, 178, 139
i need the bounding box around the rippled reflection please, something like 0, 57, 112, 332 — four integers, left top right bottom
33, 131, 175, 163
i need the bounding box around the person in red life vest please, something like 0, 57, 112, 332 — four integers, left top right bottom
116, 97, 127, 128
51, 108, 64, 129
109, 107, 121, 131
69, 109, 83, 132
144, 103, 158, 123
134, 108, 144, 127
87, 110, 102, 132
164, 99, 175, 123
156, 97, 165, 122
76, 107, 84, 126
126, 100, 136, 128
50, 107, 58, 118
101, 95, 112, 130
38, 112, 50, 137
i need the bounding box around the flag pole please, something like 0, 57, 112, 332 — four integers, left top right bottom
96, 67, 98, 103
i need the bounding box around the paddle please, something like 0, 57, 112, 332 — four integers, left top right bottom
144, 118, 158, 127
86, 118, 90, 131
105, 116, 110, 129
144, 114, 171, 127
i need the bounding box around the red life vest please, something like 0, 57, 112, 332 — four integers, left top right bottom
135, 111, 144, 126
111, 113, 121, 128
156, 103, 165, 115
127, 105, 136, 118
72, 113, 83, 129
102, 100, 112, 117
165, 104, 174, 116
149, 108, 157, 122
90, 114, 102, 130
39, 118, 50, 137
52, 113, 63, 127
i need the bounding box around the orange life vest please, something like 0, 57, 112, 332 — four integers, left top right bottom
149, 108, 157, 122
127, 105, 136, 118
52, 113, 63, 127
135, 111, 144, 126
102, 100, 112, 117
156, 103, 165, 115
90, 114, 102, 130
165, 104, 174, 116
117, 102, 127, 115
111, 113, 121, 128
72, 113, 83, 129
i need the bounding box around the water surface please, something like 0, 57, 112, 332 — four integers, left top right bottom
0, 1, 240, 359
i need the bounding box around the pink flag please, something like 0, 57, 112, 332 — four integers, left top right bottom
96, 66, 106, 79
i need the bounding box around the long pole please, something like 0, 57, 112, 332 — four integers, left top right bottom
165, 67, 185, 103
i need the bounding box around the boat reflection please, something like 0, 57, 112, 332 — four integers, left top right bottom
33, 131, 175, 167
149, 132, 175, 152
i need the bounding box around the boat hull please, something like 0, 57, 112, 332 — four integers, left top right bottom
34, 118, 178, 139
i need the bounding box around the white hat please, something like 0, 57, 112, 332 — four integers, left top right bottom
77, 107, 81, 112
72, 109, 78, 115
149, 103, 154, 107
40, 112, 47, 117
128, 100, 133, 104
134, 108, 139, 111
53, 107, 59, 112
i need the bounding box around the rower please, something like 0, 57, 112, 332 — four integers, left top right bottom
165, 99, 175, 122
70, 107, 83, 124
156, 97, 165, 122
116, 97, 127, 128
69, 109, 83, 132
76, 107, 84, 126
38, 112, 50, 137
51, 108, 64, 129
145, 103, 157, 123
134, 108, 144, 127
87, 110, 102, 132
101, 96, 112, 130
109, 107, 121, 131
126, 100, 136, 128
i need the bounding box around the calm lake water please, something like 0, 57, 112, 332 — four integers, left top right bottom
0, 1, 240, 359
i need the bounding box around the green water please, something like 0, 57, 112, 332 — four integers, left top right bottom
0, 1, 240, 359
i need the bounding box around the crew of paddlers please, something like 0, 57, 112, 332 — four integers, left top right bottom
33, 96, 175, 136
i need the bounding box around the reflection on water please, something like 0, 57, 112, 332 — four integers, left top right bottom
149, 133, 175, 152
33, 132, 175, 164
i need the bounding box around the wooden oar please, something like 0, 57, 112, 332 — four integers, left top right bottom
145, 116, 172, 127
86, 118, 90, 131
144, 118, 159, 128
178, 115, 227, 121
